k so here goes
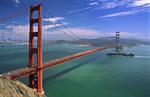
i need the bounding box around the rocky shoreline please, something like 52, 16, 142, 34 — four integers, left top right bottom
0, 78, 46, 97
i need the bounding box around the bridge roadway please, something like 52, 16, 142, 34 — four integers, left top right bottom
0, 46, 112, 80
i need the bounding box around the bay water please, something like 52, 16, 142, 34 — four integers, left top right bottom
0, 44, 149, 97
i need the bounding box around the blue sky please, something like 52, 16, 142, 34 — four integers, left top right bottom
0, 0, 150, 39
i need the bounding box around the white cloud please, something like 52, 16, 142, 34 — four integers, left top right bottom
68, 27, 101, 39
67, 0, 128, 14
119, 32, 150, 39
13, 0, 20, 4
98, 8, 147, 18
67, 7, 91, 14
46, 28, 134, 40
43, 17, 69, 29
99, 11, 136, 18
1, 24, 148, 41
1, 23, 64, 40
120, 32, 139, 37
64, 28, 148, 39
43, 17, 64, 23
131, 0, 150, 7
89, 2, 99, 6
43, 24, 63, 30
94, 0, 150, 9
103, 2, 118, 9
3, 25, 101, 40
43, 27, 102, 39
90, 0, 150, 9
67, 0, 150, 15
89, 0, 130, 10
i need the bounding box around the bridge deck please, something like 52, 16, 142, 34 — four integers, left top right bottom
0, 46, 111, 80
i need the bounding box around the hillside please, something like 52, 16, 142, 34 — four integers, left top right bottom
0, 78, 46, 97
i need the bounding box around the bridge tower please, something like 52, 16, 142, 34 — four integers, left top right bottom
115, 32, 120, 52
28, 4, 44, 94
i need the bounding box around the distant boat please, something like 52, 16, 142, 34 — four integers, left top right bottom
107, 52, 135, 57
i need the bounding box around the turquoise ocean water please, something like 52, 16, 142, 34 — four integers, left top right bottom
0, 44, 150, 97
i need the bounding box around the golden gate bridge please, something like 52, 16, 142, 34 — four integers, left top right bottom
0, 3, 122, 94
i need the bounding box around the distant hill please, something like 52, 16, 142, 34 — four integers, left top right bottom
1, 37, 149, 47
44, 37, 150, 47
79, 37, 150, 47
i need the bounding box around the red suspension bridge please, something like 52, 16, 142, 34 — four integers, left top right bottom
0, 4, 119, 94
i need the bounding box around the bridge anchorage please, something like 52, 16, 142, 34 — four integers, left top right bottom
107, 32, 134, 57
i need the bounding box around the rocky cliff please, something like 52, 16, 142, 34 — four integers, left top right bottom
0, 78, 46, 97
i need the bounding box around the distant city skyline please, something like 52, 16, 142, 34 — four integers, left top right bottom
0, 0, 149, 39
